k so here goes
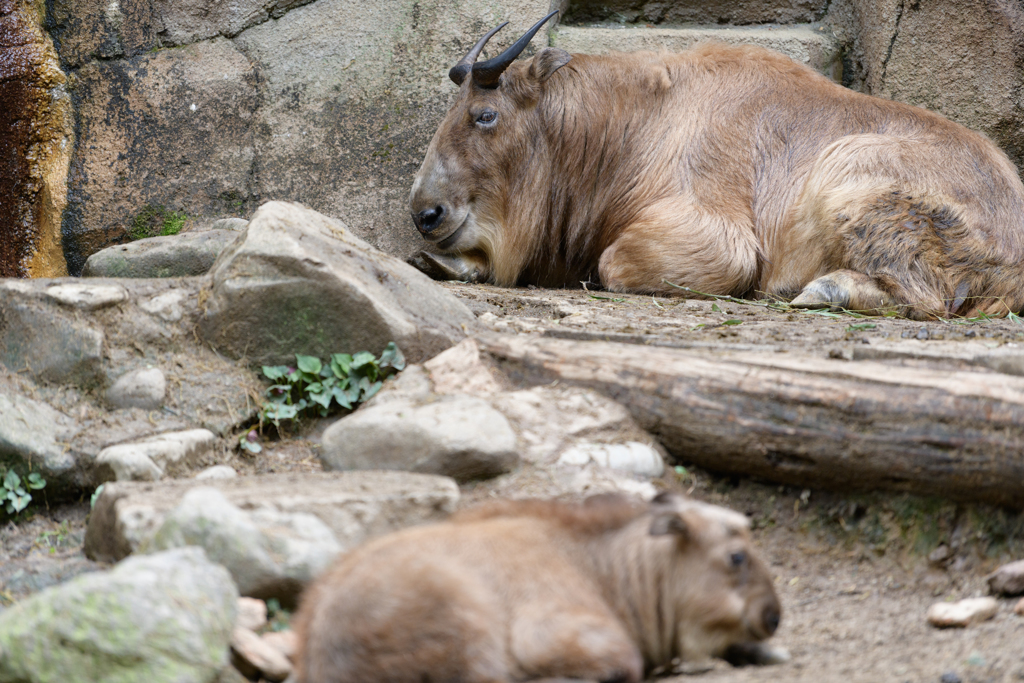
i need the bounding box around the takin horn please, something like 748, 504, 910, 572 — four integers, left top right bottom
448, 11, 559, 88
449, 22, 508, 85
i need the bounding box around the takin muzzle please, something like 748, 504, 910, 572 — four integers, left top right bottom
409, 13, 1024, 320
292, 492, 783, 683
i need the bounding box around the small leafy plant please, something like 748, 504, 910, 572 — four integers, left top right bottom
259, 342, 406, 425
1, 468, 46, 516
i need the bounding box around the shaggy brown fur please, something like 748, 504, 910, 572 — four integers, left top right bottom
409, 41, 1024, 320
292, 493, 781, 683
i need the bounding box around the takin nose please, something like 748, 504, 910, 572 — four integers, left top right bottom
413, 205, 446, 235
762, 604, 781, 637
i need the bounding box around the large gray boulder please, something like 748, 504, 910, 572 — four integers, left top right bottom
0, 547, 237, 683
199, 201, 477, 365
84, 471, 460, 563
83, 229, 242, 278
141, 487, 342, 602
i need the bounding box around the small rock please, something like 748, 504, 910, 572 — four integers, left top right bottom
940, 672, 963, 683
44, 283, 128, 310
139, 290, 187, 322
236, 597, 268, 631
231, 626, 292, 682
986, 559, 1024, 596
557, 441, 664, 477
928, 545, 951, 566
261, 630, 298, 662
96, 428, 216, 481
320, 395, 519, 482
927, 597, 999, 627
1015, 597, 1024, 616
105, 367, 167, 410
196, 465, 238, 480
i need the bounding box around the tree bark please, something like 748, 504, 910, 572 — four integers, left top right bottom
476, 333, 1024, 508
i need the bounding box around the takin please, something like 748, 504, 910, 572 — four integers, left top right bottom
292, 492, 782, 683
408, 12, 1024, 320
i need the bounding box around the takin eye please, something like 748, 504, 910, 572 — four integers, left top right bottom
729, 551, 747, 569
475, 110, 498, 127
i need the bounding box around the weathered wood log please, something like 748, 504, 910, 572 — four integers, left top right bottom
475, 333, 1024, 508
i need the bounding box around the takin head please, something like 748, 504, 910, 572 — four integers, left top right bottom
644, 492, 782, 662
408, 12, 571, 284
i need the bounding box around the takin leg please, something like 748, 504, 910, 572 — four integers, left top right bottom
784, 190, 1024, 319
407, 250, 489, 283
766, 134, 1024, 320
598, 201, 759, 297
510, 606, 644, 683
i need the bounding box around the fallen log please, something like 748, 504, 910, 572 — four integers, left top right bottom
475, 333, 1024, 508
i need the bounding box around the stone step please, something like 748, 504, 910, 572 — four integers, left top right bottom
562, 0, 828, 28
551, 24, 842, 81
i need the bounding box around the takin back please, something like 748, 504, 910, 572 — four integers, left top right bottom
293, 493, 782, 683
409, 12, 1024, 320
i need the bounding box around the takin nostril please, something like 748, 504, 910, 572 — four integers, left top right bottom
762, 605, 781, 636
416, 205, 446, 234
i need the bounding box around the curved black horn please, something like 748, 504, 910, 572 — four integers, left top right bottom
449, 22, 508, 85
471, 10, 559, 89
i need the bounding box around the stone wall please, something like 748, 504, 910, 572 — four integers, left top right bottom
1, 0, 1022, 275
826, 0, 1024, 177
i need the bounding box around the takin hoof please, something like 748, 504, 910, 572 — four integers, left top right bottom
790, 270, 899, 314
406, 251, 483, 283
789, 275, 850, 311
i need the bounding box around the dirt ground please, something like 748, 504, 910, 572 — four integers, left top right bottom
3, 282, 1024, 683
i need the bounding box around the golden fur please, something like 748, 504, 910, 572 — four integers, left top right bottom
292, 493, 780, 683
410, 43, 1024, 319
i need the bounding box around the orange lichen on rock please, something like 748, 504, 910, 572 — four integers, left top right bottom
0, 0, 72, 278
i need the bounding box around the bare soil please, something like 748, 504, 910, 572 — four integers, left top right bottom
3, 282, 1024, 682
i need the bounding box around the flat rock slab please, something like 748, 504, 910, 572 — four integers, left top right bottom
0, 547, 237, 683
95, 429, 218, 481
84, 470, 460, 563
83, 229, 242, 278
199, 201, 477, 365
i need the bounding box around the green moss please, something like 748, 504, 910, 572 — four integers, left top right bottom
129, 205, 188, 241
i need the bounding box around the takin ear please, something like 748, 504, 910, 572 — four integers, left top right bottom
529, 47, 571, 82
649, 510, 689, 539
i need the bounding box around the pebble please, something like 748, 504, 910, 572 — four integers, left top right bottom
195, 465, 238, 480
139, 290, 187, 323
557, 441, 664, 477
1015, 597, 1024, 616
236, 597, 268, 632
105, 367, 166, 410
939, 672, 962, 683
986, 559, 1024, 596
231, 626, 293, 682
927, 597, 999, 627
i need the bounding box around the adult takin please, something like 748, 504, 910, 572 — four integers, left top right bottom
292, 492, 782, 683
409, 12, 1024, 320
